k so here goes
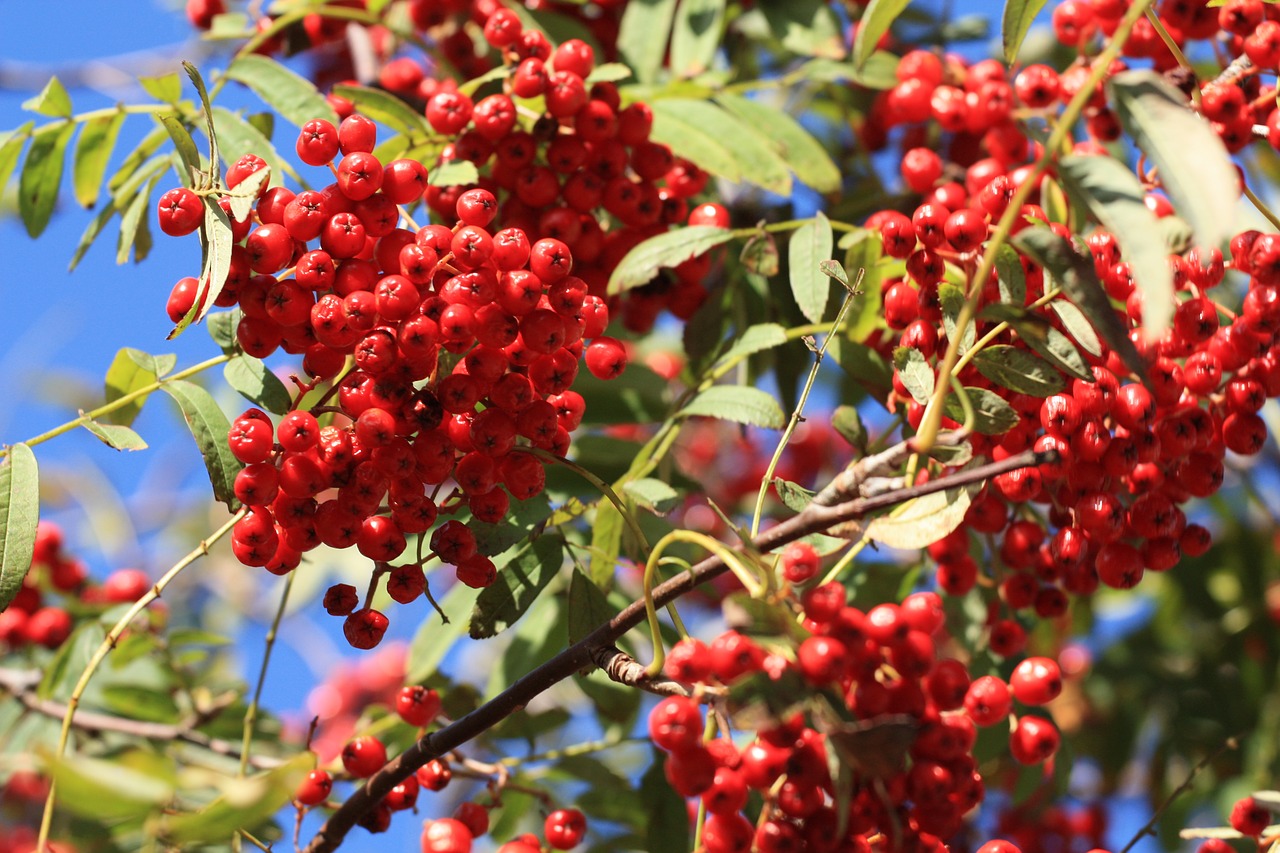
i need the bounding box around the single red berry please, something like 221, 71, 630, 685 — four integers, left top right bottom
341, 735, 387, 778
1009, 656, 1063, 706
157, 187, 203, 237
296, 769, 332, 806
544, 808, 587, 849
396, 685, 442, 727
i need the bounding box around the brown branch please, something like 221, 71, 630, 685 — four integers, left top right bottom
302, 447, 1050, 853
1119, 737, 1240, 853
0, 667, 284, 770
592, 645, 725, 699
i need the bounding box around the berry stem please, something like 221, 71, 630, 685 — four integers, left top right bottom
1119, 737, 1239, 853
236, 569, 296, 780
1144, 8, 1199, 108
0, 353, 231, 459
37, 507, 247, 853
913, 0, 1156, 457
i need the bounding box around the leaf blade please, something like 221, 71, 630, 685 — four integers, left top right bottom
19, 121, 74, 238
72, 110, 126, 208
789, 212, 835, 323
0, 444, 39, 612
160, 379, 242, 509
680, 386, 786, 429
607, 225, 733, 295
226, 54, 338, 129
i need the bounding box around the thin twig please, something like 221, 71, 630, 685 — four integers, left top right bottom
1119, 737, 1240, 853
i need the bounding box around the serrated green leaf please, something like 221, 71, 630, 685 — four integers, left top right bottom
207, 309, 241, 355
761, 0, 845, 57
38, 621, 104, 701
774, 477, 815, 513
71, 110, 126, 208
854, 0, 910, 69
227, 54, 338, 129
589, 500, 625, 587
0, 444, 39, 612
893, 346, 934, 405
832, 405, 867, 452
866, 486, 974, 549
170, 198, 234, 339
108, 124, 168, 193
116, 173, 159, 265
0, 122, 34, 196
983, 302, 1094, 382
158, 113, 204, 189
647, 101, 742, 186
652, 99, 791, 194
586, 63, 633, 84
183, 61, 219, 186
938, 282, 973, 355
161, 380, 241, 509
163, 756, 308, 843
567, 567, 615, 646
608, 225, 733, 295
1109, 70, 1238, 252
226, 166, 270, 222
139, 72, 182, 104
717, 323, 788, 367
224, 356, 292, 415
1050, 299, 1103, 356
45, 750, 172, 822
456, 65, 510, 98
22, 76, 72, 118
81, 419, 148, 451
942, 386, 1020, 435
1003, 0, 1048, 63
331, 84, 428, 136
103, 347, 167, 427
406, 579, 481, 685
622, 478, 680, 515
974, 345, 1065, 397
670, 0, 726, 78
209, 105, 302, 186
19, 121, 74, 238
681, 385, 785, 428
1013, 227, 1145, 381
994, 243, 1026, 305
1058, 154, 1173, 341
428, 159, 480, 187
790, 212, 834, 322
467, 491, 553, 557
100, 685, 182, 724
618, 0, 677, 84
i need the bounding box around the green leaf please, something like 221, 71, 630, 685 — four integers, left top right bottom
68, 204, 115, 271
670, 0, 726, 77
183, 61, 220, 185
170, 196, 234, 339
207, 309, 242, 355
139, 72, 182, 104
164, 756, 308, 843
974, 345, 1065, 397
22, 76, 72, 118
774, 477, 815, 513
0, 122, 34, 196
760, 0, 845, 57
160, 379, 242, 509
994, 243, 1026, 306
46, 750, 172, 822
1050, 299, 1103, 357
647, 101, 742, 185
717, 323, 788, 367
209, 105, 302, 186
469, 537, 566, 639
866, 486, 974, 549
71, 110, 126, 208
331, 84, 428, 136
618, 0, 677, 84
1013, 227, 1145, 381
428, 159, 480, 187
468, 491, 553, 557
227, 54, 338, 129
681, 385, 786, 429
18, 121, 74, 238
116, 173, 159, 265
586, 63, 634, 84
739, 229, 780, 276
38, 621, 105, 701
406, 579, 482, 684
892, 346, 934, 405
81, 419, 149, 451
456, 65, 510, 98
977, 300, 1090, 376
574, 364, 669, 424
854, 0, 910, 69
567, 567, 615, 646
938, 282, 973, 355
224, 356, 292, 415
1058, 154, 1173, 341
608, 225, 732, 295
622, 478, 681, 515
640, 748, 691, 853
159, 114, 204, 188
1003, 0, 1048, 63
789, 212, 835, 323
103, 348, 170, 427
797, 52, 899, 89
226, 167, 270, 223
650, 99, 791, 194
832, 405, 867, 453
589, 501, 625, 587
1109, 70, 1239, 252
101, 684, 182, 724
942, 386, 1020, 435
0, 444, 39, 612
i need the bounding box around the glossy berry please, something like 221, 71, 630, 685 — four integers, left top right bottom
341, 736, 387, 778
1009, 656, 1063, 706
296, 769, 332, 806
544, 808, 587, 849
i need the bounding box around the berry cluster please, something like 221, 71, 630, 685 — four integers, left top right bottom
0, 522, 150, 650
644, 585, 1072, 853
